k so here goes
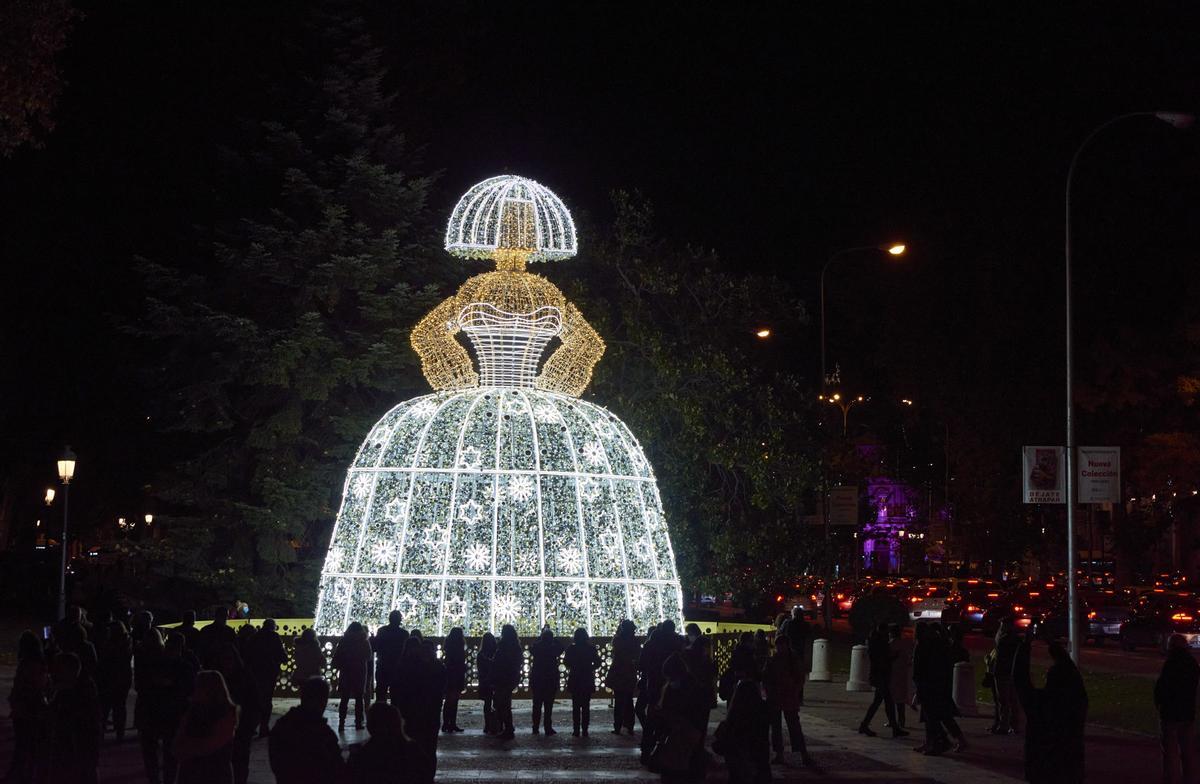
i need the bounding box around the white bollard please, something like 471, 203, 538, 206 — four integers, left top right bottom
846, 643, 872, 692
952, 660, 978, 716
809, 638, 832, 682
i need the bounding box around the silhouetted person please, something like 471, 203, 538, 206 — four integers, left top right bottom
178, 610, 201, 654
96, 620, 133, 740
173, 670, 236, 784
993, 616, 1022, 734
764, 634, 814, 765
268, 676, 344, 784
607, 620, 640, 735
52, 605, 98, 682
635, 623, 659, 733
716, 679, 771, 784
652, 651, 709, 780
196, 609, 236, 667
528, 627, 564, 735
245, 618, 287, 736
638, 621, 684, 763
43, 652, 101, 784
1157, 633, 1200, 784
395, 639, 445, 783
374, 611, 408, 704
1016, 638, 1087, 783
7, 631, 47, 783
442, 626, 467, 733
913, 623, 965, 755
137, 631, 196, 784
347, 701, 414, 784
493, 624, 523, 740
292, 628, 326, 686
859, 622, 905, 739
565, 627, 601, 737
477, 632, 498, 734
888, 623, 911, 731
730, 632, 758, 683
332, 621, 372, 731
783, 606, 811, 705
211, 643, 259, 784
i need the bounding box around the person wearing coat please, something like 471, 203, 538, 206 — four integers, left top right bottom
606, 620, 641, 735
244, 618, 288, 737
887, 623, 912, 731
211, 643, 260, 784
96, 620, 133, 741
564, 628, 602, 737
477, 633, 498, 734
1156, 633, 1200, 784
1015, 637, 1087, 783
394, 639, 446, 784
137, 632, 198, 784
912, 623, 966, 755
43, 652, 102, 784
715, 678, 771, 784
441, 627, 467, 733
763, 634, 814, 765
347, 701, 415, 784
332, 621, 373, 731
858, 623, 906, 738
267, 677, 345, 784
528, 627, 564, 735
292, 628, 326, 685
492, 625, 523, 740
6, 631, 47, 783
174, 670, 237, 784
373, 611, 408, 705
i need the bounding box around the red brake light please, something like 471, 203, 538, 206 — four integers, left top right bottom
1028, 592, 1040, 597
1012, 605, 1024, 613
776, 594, 784, 603
987, 593, 1000, 599
910, 596, 922, 603
966, 605, 980, 613
1087, 611, 1097, 620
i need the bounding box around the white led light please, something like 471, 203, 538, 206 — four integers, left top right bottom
313, 175, 684, 637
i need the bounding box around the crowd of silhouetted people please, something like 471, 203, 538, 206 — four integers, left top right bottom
19, 598, 1194, 784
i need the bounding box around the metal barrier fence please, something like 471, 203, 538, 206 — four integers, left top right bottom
270, 632, 745, 698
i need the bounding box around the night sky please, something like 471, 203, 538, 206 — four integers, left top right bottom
3, 2, 1200, 537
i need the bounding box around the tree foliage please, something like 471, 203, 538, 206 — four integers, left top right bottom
574, 191, 822, 607
130, 16, 448, 614
0, 0, 78, 157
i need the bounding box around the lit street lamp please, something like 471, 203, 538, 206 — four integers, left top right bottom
818, 392, 867, 437
144, 514, 154, 525
820, 243, 906, 387
56, 446, 76, 620
1063, 110, 1193, 663
44, 488, 55, 506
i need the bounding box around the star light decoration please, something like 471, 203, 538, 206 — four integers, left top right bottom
314, 175, 684, 637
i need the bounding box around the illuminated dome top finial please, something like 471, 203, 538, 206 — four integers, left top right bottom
445, 175, 578, 263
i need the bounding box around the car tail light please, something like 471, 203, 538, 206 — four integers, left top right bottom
1087, 611, 1097, 620
910, 596, 922, 604
966, 605, 980, 613
1172, 613, 1194, 623
836, 593, 845, 600
1028, 592, 1040, 597
1012, 605, 1024, 613
987, 592, 1000, 599
776, 594, 784, 603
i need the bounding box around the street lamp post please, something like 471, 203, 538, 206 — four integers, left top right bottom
818, 392, 867, 437
820, 243, 905, 387
55, 446, 76, 621
1064, 111, 1193, 663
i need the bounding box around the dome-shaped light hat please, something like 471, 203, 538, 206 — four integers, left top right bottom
445, 175, 578, 262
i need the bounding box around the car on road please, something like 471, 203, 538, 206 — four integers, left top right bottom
941, 585, 1005, 631
1079, 589, 1133, 644
1119, 594, 1200, 653
981, 584, 1063, 635
908, 584, 952, 624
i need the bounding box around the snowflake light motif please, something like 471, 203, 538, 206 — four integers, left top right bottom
423, 524, 450, 551
384, 498, 409, 524
396, 594, 421, 618
458, 446, 483, 470
566, 582, 587, 608
506, 475, 535, 504
351, 473, 373, 498
579, 478, 601, 502
409, 400, 438, 419
632, 535, 654, 563
324, 549, 344, 574
533, 404, 562, 424
457, 498, 483, 525
594, 419, 617, 439
465, 543, 491, 571
581, 441, 606, 466
444, 595, 466, 621
643, 509, 662, 532
371, 541, 398, 565
599, 530, 622, 559
505, 398, 530, 416
494, 594, 521, 624
557, 546, 584, 575
630, 585, 651, 614
331, 578, 352, 605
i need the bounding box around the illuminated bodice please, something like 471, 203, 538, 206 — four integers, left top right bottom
457, 303, 562, 388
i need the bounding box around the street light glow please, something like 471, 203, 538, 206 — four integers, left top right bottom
44, 488, 55, 506
900, 398, 914, 406
144, 513, 154, 525
755, 328, 771, 338
57, 446, 76, 484
887, 243, 906, 256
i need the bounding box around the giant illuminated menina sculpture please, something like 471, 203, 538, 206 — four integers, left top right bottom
314, 175, 685, 636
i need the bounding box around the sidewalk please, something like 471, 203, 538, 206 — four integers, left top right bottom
0, 664, 1160, 782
